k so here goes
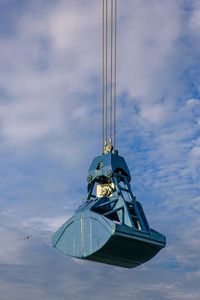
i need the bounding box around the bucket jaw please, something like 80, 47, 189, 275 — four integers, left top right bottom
52, 150, 166, 268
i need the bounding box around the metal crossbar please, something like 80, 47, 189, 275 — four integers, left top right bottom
96, 198, 118, 208
119, 185, 129, 192
103, 206, 123, 217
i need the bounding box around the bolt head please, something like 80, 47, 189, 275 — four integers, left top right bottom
107, 169, 112, 177
87, 175, 93, 182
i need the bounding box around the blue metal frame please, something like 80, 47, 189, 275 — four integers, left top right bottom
52, 150, 166, 268
83, 150, 150, 232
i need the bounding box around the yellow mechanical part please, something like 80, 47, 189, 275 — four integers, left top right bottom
104, 143, 113, 154
96, 182, 115, 198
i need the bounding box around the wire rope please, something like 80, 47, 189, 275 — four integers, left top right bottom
114, 0, 117, 149
102, 0, 105, 152
110, 0, 113, 145
105, 0, 108, 146
102, 0, 117, 152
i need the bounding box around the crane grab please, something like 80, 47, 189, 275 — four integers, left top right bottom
52, 0, 166, 268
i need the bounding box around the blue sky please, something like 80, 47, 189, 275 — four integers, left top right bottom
0, 0, 200, 299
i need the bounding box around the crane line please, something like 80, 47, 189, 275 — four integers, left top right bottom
105, 0, 108, 147
110, 0, 113, 147
114, 0, 117, 149
102, 0, 104, 153
102, 0, 117, 153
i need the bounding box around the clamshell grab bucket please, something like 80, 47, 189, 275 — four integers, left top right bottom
52, 151, 166, 268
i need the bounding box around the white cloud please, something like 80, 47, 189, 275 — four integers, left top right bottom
189, 1, 200, 34
0, 227, 28, 265
190, 146, 200, 157
186, 98, 200, 106
0, 98, 65, 144
118, 0, 181, 101
0, 0, 100, 148
21, 215, 71, 234
140, 103, 169, 124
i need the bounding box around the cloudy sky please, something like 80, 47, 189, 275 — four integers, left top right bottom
0, 0, 200, 299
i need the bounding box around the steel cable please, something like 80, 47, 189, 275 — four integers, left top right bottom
114, 0, 117, 149
102, 0, 117, 152
105, 0, 108, 146
110, 0, 113, 146
102, 0, 105, 152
